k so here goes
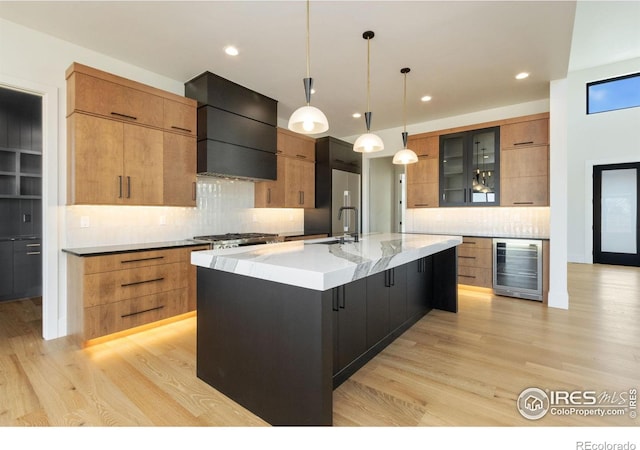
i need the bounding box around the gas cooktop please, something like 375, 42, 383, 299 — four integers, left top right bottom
193, 232, 282, 248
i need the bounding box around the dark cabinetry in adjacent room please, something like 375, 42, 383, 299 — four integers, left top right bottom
0, 87, 42, 302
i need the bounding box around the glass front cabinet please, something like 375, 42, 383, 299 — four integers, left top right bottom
439, 126, 500, 206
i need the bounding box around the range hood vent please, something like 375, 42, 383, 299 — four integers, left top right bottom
185, 71, 278, 181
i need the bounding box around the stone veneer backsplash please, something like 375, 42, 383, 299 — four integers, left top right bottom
405, 206, 550, 239
64, 178, 304, 248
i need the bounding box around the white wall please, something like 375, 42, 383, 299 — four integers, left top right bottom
0, 19, 303, 339
566, 57, 640, 263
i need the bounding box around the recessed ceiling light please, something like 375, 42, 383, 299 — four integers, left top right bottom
224, 46, 239, 56
421, 95, 432, 102
515, 72, 529, 80
352, 113, 362, 119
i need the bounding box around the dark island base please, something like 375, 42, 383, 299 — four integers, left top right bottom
196, 246, 457, 426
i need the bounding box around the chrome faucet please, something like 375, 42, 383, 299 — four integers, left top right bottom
337, 206, 359, 242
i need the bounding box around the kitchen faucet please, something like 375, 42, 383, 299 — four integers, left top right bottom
337, 206, 359, 242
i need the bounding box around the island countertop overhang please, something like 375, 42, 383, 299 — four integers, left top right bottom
191, 233, 462, 291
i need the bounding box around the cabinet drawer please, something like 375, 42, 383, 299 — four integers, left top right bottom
83, 262, 187, 307
163, 98, 196, 136
458, 266, 492, 288
69, 73, 163, 129
83, 249, 184, 274
501, 119, 548, 148
460, 237, 493, 249
13, 239, 41, 253
458, 248, 492, 269
84, 288, 188, 340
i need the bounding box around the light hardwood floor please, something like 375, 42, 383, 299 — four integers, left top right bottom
1, 263, 638, 427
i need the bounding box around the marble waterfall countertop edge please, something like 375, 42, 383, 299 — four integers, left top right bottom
191, 233, 463, 291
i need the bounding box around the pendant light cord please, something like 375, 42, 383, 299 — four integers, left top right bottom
366, 36, 371, 113
306, 0, 310, 80
403, 72, 407, 134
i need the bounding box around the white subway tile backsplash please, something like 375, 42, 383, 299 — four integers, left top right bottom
64, 178, 305, 248
405, 207, 550, 238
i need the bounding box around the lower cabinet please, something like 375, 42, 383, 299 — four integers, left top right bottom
332, 248, 457, 387
67, 245, 208, 345
457, 236, 493, 288
0, 238, 42, 302
332, 278, 367, 375
366, 265, 408, 347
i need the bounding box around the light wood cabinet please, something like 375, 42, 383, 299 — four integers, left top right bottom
66, 62, 197, 206
500, 117, 549, 207
500, 118, 548, 148
255, 128, 315, 208
406, 136, 439, 208
457, 237, 493, 288
68, 113, 163, 205
163, 132, 196, 206
67, 245, 208, 345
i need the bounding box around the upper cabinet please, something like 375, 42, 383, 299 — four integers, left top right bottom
500, 116, 549, 206
406, 136, 439, 208
439, 126, 500, 207
66, 63, 197, 206
254, 128, 315, 208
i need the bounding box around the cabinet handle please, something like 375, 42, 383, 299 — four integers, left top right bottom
514, 141, 534, 146
110, 112, 137, 121
118, 176, 123, 198
127, 176, 131, 198
27, 251, 41, 255
339, 285, 346, 309
459, 255, 476, 259
513, 201, 534, 205
26, 243, 41, 247
121, 277, 165, 288
120, 256, 165, 264
171, 125, 192, 133
121, 305, 164, 318
332, 288, 339, 312
267, 188, 271, 204
390, 268, 395, 286
299, 191, 304, 205
459, 274, 476, 279
415, 203, 430, 207
295, 154, 307, 159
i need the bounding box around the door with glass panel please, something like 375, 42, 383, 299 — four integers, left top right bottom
593, 163, 640, 266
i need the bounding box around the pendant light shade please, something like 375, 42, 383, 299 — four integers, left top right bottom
393, 67, 418, 165
288, 0, 328, 135
354, 31, 383, 153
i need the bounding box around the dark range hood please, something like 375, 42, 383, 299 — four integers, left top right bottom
185, 72, 278, 181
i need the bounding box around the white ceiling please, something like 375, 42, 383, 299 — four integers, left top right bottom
0, 0, 579, 138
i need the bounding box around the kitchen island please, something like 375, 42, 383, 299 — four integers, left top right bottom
191, 232, 462, 425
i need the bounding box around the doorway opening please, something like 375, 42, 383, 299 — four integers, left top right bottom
0, 87, 43, 304
593, 162, 640, 266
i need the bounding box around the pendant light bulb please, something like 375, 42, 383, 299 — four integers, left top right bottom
354, 31, 383, 153
288, 0, 328, 135
393, 68, 418, 165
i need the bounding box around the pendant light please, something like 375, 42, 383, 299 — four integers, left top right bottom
392, 68, 418, 165
288, 0, 329, 135
353, 31, 384, 153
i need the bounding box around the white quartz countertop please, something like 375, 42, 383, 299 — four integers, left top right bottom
191, 233, 462, 291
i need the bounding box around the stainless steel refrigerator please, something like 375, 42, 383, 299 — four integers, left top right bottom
331, 169, 361, 236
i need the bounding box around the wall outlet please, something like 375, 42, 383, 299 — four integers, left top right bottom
159, 215, 167, 225
80, 216, 90, 228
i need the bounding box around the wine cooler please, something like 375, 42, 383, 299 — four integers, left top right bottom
493, 238, 543, 301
